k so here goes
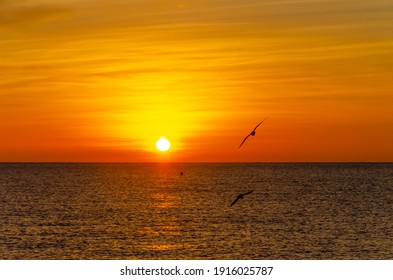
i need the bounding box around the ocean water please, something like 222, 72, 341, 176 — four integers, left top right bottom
1, 163, 392, 260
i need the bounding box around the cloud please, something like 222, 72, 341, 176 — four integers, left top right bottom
0, 2, 73, 27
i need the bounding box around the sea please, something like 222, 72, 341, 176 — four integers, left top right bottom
1, 163, 392, 260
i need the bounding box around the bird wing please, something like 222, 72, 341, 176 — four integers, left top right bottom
230, 197, 240, 207
242, 190, 254, 196
238, 134, 251, 149
252, 118, 267, 133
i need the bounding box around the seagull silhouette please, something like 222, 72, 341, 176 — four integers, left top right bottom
238, 118, 267, 148
230, 190, 254, 207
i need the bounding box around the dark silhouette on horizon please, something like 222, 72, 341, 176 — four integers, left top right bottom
230, 190, 254, 207
238, 118, 267, 148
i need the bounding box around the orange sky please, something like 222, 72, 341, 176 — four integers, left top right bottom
1, 0, 393, 162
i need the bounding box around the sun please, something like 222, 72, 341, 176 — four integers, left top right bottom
155, 137, 171, 152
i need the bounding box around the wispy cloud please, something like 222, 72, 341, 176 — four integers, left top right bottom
0, 2, 73, 28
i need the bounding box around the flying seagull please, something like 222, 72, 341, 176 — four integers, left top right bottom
230, 190, 254, 207
238, 118, 267, 148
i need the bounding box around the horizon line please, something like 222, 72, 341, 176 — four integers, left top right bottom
1, 161, 392, 164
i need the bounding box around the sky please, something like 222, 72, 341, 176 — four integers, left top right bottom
1, 0, 393, 162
